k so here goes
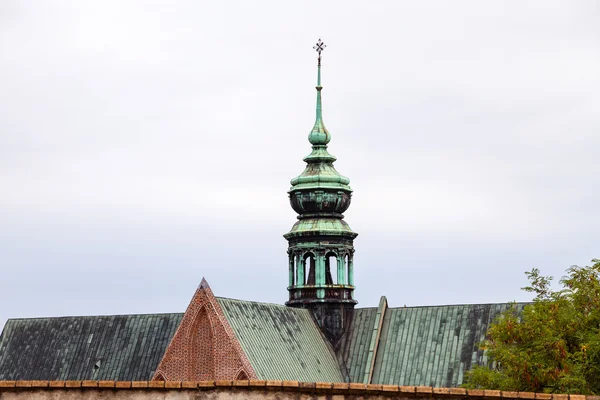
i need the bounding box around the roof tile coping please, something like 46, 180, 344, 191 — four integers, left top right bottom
0, 381, 594, 399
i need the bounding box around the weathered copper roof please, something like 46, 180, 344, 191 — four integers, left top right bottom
0, 313, 182, 381
371, 303, 519, 387
217, 298, 345, 382
0, 301, 528, 386
0, 299, 345, 383
338, 301, 528, 387
339, 306, 379, 382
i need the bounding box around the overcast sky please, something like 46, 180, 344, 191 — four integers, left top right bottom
1, 1, 599, 331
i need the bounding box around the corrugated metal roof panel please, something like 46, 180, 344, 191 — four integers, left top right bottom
217, 298, 344, 382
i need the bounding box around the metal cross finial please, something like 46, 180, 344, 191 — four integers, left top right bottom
313, 38, 326, 66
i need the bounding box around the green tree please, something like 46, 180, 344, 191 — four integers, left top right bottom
463, 259, 600, 394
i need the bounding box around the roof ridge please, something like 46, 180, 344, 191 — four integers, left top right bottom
4, 312, 184, 322
386, 301, 531, 309
215, 296, 292, 309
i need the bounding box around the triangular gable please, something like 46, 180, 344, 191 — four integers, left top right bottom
153, 279, 256, 381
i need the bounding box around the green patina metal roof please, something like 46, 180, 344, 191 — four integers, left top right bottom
369, 302, 527, 387
217, 297, 344, 382
0, 313, 182, 381
0, 301, 529, 385
285, 217, 357, 239
339, 307, 378, 382
289, 162, 351, 192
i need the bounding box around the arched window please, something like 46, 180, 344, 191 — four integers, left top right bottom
304, 253, 316, 285
235, 370, 249, 380
188, 307, 214, 380
325, 252, 336, 285
154, 371, 167, 381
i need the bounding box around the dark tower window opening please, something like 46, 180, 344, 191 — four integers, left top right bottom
289, 253, 295, 286
305, 253, 316, 285
325, 252, 336, 285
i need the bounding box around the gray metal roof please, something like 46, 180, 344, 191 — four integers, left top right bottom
0, 313, 182, 381
217, 297, 345, 382
369, 303, 526, 387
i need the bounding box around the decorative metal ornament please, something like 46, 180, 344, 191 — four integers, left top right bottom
313, 38, 326, 65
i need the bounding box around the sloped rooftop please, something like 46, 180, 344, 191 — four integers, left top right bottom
0, 301, 527, 386
339, 302, 526, 387
218, 297, 344, 382
0, 313, 182, 381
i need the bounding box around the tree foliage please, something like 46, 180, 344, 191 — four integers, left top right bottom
463, 259, 600, 394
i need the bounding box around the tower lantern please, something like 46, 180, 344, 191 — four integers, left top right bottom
284, 39, 358, 347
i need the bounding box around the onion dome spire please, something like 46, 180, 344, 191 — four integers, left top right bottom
284, 40, 358, 346
309, 39, 330, 146
289, 39, 351, 193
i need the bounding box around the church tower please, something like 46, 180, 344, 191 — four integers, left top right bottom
285, 40, 358, 347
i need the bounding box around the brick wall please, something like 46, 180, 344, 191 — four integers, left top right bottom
0, 380, 591, 400
152, 279, 256, 381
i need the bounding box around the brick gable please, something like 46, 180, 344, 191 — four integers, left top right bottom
152, 279, 256, 381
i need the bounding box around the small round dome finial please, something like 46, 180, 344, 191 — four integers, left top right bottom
308, 96, 331, 145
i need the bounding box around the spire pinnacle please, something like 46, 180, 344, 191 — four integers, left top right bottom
309, 39, 330, 146
314, 38, 326, 70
